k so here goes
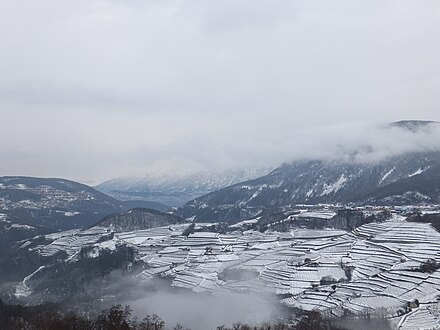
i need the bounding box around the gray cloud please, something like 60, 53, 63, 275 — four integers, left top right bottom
0, 1, 439, 183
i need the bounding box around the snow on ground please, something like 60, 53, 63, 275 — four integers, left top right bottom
296, 211, 337, 219
408, 167, 429, 177
379, 167, 396, 185
14, 266, 46, 298
388, 212, 407, 222
230, 218, 259, 228
320, 175, 348, 196
398, 304, 440, 329
10, 224, 35, 229
17, 210, 440, 326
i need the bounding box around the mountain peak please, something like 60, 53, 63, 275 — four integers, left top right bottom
392, 120, 439, 132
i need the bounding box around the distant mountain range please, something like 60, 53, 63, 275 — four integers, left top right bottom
95, 168, 271, 207
3, 120, 440, 229
178, 121, 440, 222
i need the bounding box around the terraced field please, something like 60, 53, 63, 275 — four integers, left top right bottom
18, 216, 440, 329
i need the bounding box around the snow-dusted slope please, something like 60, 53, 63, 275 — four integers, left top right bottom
178, 152, 440, 222
177, 121, 440, 222
0, 176, 125, 232
96, 168, 271, 207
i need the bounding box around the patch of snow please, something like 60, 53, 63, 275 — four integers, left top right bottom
217, 254, 239, 262
64, 211, 80, 217
421, 210, 440, 215
10, 224, 34, 230
19, 241, 32, 249
97, 239, 117, 251
252, 241, 280, 250
379, 167, 395, 185
296, 211, 336, 219
408, 167, 429, 177
320, 175, 348, 196
14, 266, 45, 298
87, 247, 101, 258
45, 229, 81, 240
185, 215, 197, 222
388, 213, 407, 222
241, 190, 261, 206
189, 232, 218, 238
230, 218, 259, 228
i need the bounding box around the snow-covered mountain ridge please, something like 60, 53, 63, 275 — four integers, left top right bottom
178, 121, 440, 222
96, 168, 271, 207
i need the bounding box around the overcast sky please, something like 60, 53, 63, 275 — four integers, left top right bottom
1, 1, 439, 184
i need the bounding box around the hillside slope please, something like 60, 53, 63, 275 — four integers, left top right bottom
178, 151, 440, 222
0, 176, 125, 233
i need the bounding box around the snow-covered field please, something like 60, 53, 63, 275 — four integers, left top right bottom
15, 210, 440, 329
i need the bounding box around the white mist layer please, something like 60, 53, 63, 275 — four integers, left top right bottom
128, 291, 279, 330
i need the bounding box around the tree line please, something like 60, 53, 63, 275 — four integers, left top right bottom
0, 299, 393, 330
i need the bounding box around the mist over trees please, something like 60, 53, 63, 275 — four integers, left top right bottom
0, 299, 393, 330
